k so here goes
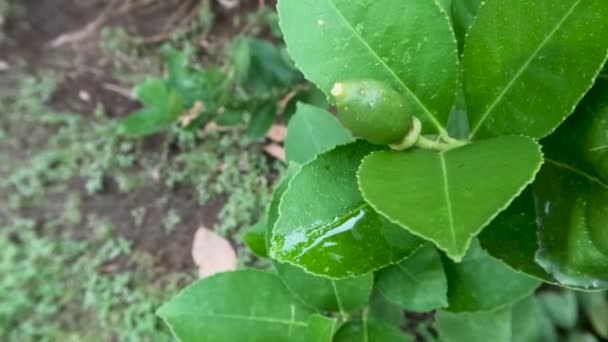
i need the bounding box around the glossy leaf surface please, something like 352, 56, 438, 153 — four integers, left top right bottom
479, 188, 554, 283
464, 0, 608, 139
533, 161, 608, 289
274, 262, 373, 313
376, 244, 448, 312
271, 141, 423, 278
451, 0, 481, 53
278, 0, 459, 134
266, 164, 300, 248
443, 240, 540, 312
285, 103, 353, 164
157, 270, 314, 341
531, 79, 608, 289
359, 135, 543, 261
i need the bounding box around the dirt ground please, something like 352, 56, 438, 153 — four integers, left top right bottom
0, 0, 269, 273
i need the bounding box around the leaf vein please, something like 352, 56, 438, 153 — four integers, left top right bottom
439, 153, 457, 249
325, 0, 443, 132
469, 0, 583, 138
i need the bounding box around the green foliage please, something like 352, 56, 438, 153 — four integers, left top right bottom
161, 0, 608, 340
119, 37, 309, 139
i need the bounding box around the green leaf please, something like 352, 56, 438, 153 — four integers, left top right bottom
567, 332, 600, 342
307, 314, 337, 342
274, 262, 373, 313
578, 291, 608, 338
532, 79, 608, 290
479, 188, 555, 283
229, 36, 252, 82
278, 0, 459, 134
375, 244, 448, 312
242, 221, 268, 258
163, 46, 225, 108
333, 316, 411, 342
451, 0, 481, 53
271, 141, 423, 278
119, 79, 183, 137
266, 164, 301, 248
537, 290, 578, 330
533, 161, 608, 289
368, 291, 404, 328
157, 270, 315, 342
443, 240, 540, 312
464, 0, 608, 140
435, 306, 511, 342
246, 102, 277, 140
436, 296, 540, 342
248, 38, 301, 88
285, 103, 353, 164
284, 87, 330, 122
359, 135, 543, 261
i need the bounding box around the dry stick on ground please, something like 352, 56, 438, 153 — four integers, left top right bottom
47, 0, 122, 48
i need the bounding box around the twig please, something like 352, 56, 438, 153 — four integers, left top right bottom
47, 0, 120, 48
102, 83, 134, 99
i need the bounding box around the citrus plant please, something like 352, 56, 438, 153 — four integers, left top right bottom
158, 0, 608, 340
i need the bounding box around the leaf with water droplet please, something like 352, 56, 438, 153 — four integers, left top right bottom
270, 141, 423, 278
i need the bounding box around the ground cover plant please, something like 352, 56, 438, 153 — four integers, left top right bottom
158, 0, 608, 341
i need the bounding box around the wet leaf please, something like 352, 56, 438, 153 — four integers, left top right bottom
271, 141, 423, 278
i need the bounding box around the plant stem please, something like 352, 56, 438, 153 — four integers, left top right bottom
416, 135, 467, 152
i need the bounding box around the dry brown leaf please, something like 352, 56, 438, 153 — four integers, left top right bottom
263, 143, 286, 163
179, 101, 204, 127
192, 226, 237, 278
266, 124, 286, 143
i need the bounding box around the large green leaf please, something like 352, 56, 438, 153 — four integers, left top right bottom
533, 161, 608, 289
157, 270, 314, 341
278, 0, 459, 134
271, 141, 423, 278
118, 79, 183, 137
375, 244, 448, 312
333, 317, 411, 342
443, 240, 540, 312
307, 314, 338, 342
285, 103, 353, 164
531, 79, 608, 290
274, 262, 373, 313
436, 296, 540, 342
359, 135, 543, 261
464, 0, 608, 140
478, 188, 555, 283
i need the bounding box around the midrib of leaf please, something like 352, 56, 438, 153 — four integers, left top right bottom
194, 313, 308, 326
330, 279, 347, 318
303, 115, 322, 154
439, 153, 457, 250
545, 158, 608, 190
396, 262, 421, 283
324, 0, 445, 133
468, 0, 583, 139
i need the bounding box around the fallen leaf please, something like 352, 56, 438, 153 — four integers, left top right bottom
266, 124, 286, 143
192, 226, 237, 278
263, 143, 286, 163
179, 101, 204, 127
